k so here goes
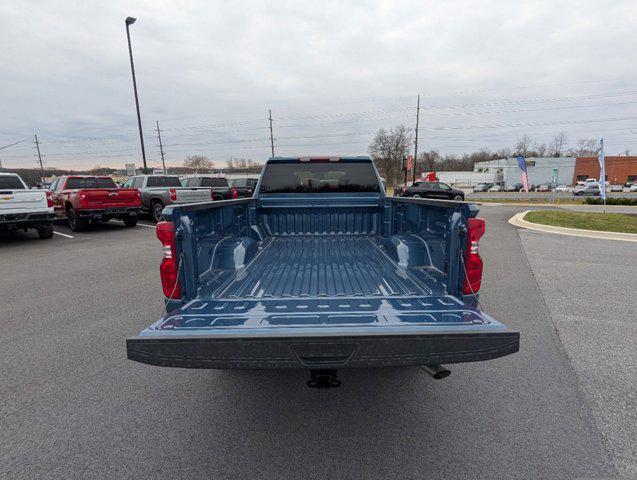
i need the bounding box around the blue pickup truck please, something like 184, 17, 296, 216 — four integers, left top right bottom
127, 157, 519, 387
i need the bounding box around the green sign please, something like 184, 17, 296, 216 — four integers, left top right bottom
551, 168, 558, 185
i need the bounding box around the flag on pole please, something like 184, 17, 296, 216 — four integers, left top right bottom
516, 155, 529, 193
598, 138, 606, 202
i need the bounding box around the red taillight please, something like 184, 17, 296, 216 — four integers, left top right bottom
46, 191, 53, 208
462, 217, 485, 295
231, 187, 238, 199
169, 188, 177, 202
156, 221, 181, 299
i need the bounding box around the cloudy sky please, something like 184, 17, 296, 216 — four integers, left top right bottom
1, 0, 636, 170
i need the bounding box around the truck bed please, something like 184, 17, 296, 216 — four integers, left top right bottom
205, 235, 441, 300
127, 184, 519, 371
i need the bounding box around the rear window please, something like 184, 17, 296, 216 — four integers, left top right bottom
200, 178, 228, 188
65, 177, 116, 189
147, 176, 181, 187
259, 162, 380, 194
0, 176, 25, 190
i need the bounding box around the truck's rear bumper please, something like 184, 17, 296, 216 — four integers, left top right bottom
0, 211, 55, 230
78, 206, 140, 218
127, 330, 519, 369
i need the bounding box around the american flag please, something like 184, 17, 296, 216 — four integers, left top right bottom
516, 155, 529, 193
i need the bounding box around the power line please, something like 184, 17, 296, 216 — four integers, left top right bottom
0, 139, 30, 150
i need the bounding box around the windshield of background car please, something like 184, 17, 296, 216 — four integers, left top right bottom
200, 178, 228, 187
0, 176, 25, 189
66, 177, 117, 189
147, 176, 181, 187
259, 161, 380, 193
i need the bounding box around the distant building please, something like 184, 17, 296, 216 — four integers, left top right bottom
473, 157, 576, 186
573, 156, 637, 185
434, 171, 498, 187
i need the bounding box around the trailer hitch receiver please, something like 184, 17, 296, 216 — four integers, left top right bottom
308, 369, 341, 388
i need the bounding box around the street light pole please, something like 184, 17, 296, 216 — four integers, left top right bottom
125, 16, 148, 174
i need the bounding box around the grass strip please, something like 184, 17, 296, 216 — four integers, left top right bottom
524, 210, 637, 234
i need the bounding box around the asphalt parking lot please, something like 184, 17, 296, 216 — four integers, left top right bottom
1, 209, 634, 479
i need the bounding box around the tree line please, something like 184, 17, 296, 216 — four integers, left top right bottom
368, 125, 622, 185
183, 155, 262, 173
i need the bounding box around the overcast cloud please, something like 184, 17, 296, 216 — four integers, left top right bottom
1, 0, 636, 170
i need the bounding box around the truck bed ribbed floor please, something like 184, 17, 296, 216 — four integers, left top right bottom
211, 235, 436, 299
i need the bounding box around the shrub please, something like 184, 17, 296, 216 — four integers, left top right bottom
584, 197, 637, 206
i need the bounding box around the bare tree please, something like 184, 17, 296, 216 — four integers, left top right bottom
495, 148, 512, 159
184, 155, 214, 171
90, 165, 114, 175
226, 159, 235, 170
549, 132, 567, 157
534, 143, 548, 157
571, 138, 601, 156
418, 149, 440, 172
368, 125, 413, 185
514, 135, 534, 157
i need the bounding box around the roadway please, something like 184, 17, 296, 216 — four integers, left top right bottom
1, 210, 634, 479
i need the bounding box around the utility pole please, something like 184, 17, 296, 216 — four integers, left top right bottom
155, 120, 167, 173
34, 134, 45, 185
268, 109, 275, 157
413, 94, 420, 184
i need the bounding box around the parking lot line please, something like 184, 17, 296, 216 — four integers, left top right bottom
137, 223, 156, 228
53, 231, 74, 239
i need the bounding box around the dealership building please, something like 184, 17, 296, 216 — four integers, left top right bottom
473, 156, 637, 186
473, 157, 576, 186
571, 156, 637, 185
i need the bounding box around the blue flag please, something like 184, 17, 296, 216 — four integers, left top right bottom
516, 155, 529, 193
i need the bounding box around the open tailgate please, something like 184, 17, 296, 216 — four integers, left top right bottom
127, 296, 519, 369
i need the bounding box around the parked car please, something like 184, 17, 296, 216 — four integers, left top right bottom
123, 175, 215, 222
609, 184, 623, 192
573, 184, 601, 196
630, 183, 637, 192
536, 184, 552, 192
50, 176, 141, 231
127, 156, 519, 387
228, 177, 259, 196
488, 184, 504, 192
554, 184, 569, 192
399, 181, 465, 200
504, 183, 524, 192
581, 178, 610, 187
472, 183, 494, 193
0, 173, 55, 239
181, 176, 251, 200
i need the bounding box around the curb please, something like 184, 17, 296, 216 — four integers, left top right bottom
508, 210, 637, 242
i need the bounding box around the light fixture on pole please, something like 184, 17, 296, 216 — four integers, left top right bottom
125, 16, 148, 174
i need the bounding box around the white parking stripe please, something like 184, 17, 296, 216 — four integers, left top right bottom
137, 223, 156, 228
53, 231, 74, 239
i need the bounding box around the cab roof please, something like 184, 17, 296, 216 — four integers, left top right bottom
266, 156, 372, 164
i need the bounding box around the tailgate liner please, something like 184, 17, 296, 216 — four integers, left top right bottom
127, 330, 519, 369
